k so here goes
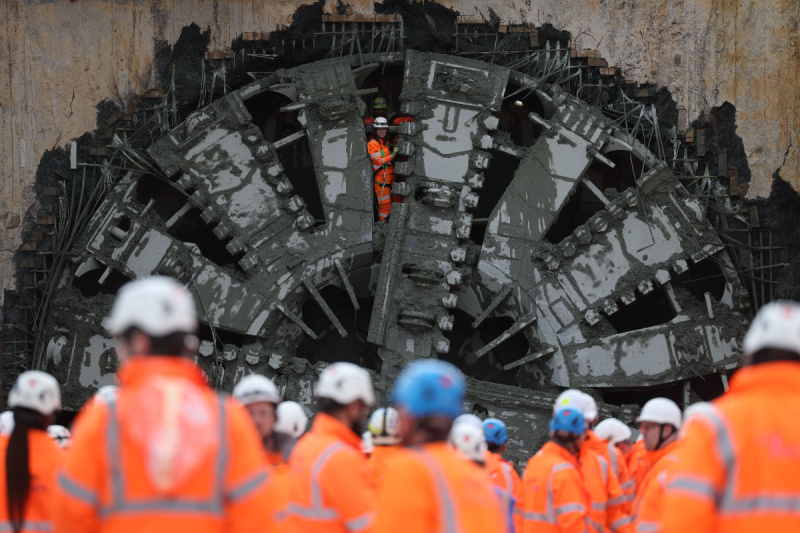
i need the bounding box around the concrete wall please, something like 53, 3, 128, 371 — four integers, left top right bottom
1, 0, 798, 308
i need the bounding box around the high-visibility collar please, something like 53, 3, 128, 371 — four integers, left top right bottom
645, 437, 681, 466
584, 430, 607, 454
309, 412, 363, 451
118, 355, 207, 387
541, 440, 581, 466
728, 360, 800, 393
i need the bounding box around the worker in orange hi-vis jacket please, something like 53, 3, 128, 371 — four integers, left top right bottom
54, 276, 271, 533
631, 398, 683, 533
625, 437, 651, 498
367, 407, 405, 496
519, 405, 592, 533
284, 362, 377, 533
594, 418, 638, 507
556, 390, 632, 533
368, 117, 400, 222
0, 371, 63, 533
483, 418, 523, 532
372, 360, 506, 533
664, 300, 800, 533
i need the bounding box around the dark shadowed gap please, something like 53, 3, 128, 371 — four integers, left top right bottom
606, 285, 677, 334
544, 181, 605, 244
470, 151, 521, 245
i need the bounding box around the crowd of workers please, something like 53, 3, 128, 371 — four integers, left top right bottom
2, 274, 800, 532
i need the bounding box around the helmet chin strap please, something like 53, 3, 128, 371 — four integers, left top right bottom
655, 424, 673, 450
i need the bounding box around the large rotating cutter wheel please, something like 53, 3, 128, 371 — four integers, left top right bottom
40, 51, 749, 459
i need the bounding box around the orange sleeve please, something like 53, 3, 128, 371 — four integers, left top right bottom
662, 420, 724, 533
552, 468, 591, 533
53, 407, 105, 533
223, 399, 273, 533
368, 140, 394, 167
373, 455, 435, 533
634, 467, 671, 533
319, 448, 377, 532
606, 461, 633, 533
509, 466, 524, 533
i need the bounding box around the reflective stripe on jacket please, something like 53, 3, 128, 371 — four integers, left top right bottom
372, 442, 506, 533
664, 362, 800, 533
0, 430, 63, 533
631, 440, 680, 533
54, 356, 270, 533
519, 442, 591, 533
285, 413, 376, 532
367, 138, 394, 185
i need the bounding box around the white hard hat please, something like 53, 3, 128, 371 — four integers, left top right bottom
582, 393, 599, 421
0, 412, 14, 435
233, 374, 281, 406
104, 276, 198, 337
95, 385, 119, 404
637, 398, 682, 429
449, 421, 487, 463
274, 401, 309, 438
314, 362, 375, 406
368, 407, 401, 445
48, 425, 71, 449
594, 418, 632, 445
554, 389, 589, 416
742, 301, 800, 356
374, 116, 389, 129
9, 371, 61, 416
453, 413, 483, 429
362, 431, 374, 454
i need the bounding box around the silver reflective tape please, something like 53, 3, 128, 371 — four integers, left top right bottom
611, 514, 632, 530
635, 520, 660, 532
345, 512, 375, 532
58, 472, 98, 506
608, 495, 627, 506
554, 503, 586, 516
228, 470, 268, 502
0, 521, 52, 532
592, 501, 608, 511
668, 476, 716, 500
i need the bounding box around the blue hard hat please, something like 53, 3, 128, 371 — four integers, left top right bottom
391, 359, 465, 419
549, 406, 586, 436
483, 418, 508, 446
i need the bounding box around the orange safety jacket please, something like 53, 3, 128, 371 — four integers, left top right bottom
625, 440, 650, 499
284, 412, 376, 532
368, 137, 395, 185
519, 441, 591, 533
369, 444, 405, 495
486, 450, 523, 531
631, 440, 680, 533
372, 442, 506, 533
580, 444, 632, 533
587, 431, 635, 510
0, 429, 63, 532
664, 361, 800, 533
54, 356, 271, 533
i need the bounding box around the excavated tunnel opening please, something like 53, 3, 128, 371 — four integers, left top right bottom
6, 2, 770, 440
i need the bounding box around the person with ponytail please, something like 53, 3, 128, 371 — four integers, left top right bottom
1, 370, 62, 533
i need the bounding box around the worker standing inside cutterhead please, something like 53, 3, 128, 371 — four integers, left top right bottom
372, 359, 506, 533
664, 300, 800, 533
54, 276, 271, 533
363, 96, 389, 139
284, 362, 377, 533
0, 371, 63, 533
368, 117, 400, 222
519, 405, 592, 533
